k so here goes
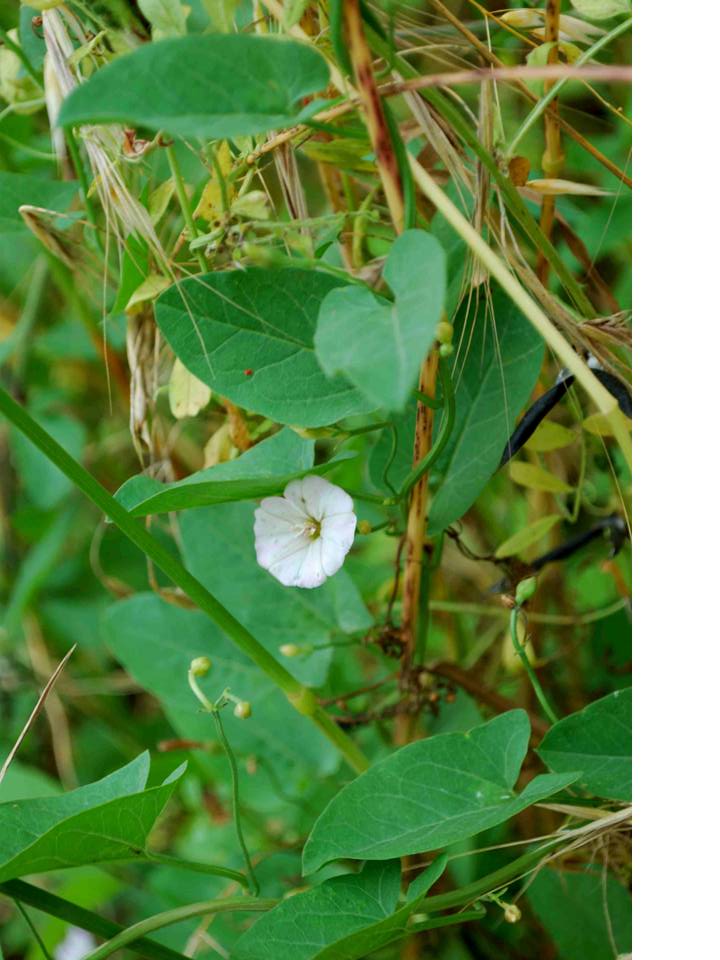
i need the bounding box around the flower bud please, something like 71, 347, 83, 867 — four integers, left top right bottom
233, 700, 252, 720
357, 520, 373, 535
436, 320, 454, 344
280, 643, 302, 658
190, 656, 212, 677
439, 342, 454, 358
515, 576, 537, 605
504, 904, 521, 924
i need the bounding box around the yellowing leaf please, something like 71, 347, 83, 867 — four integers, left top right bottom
526, 178, 610, 197
231, 190, 270, 221
509, 461, 574, 494
582, 411, 632, 437
148, 179, 175, 226
138, 0, 189, 39
126, 274, 171, 312
169, 357, 212, 419
202, 0, 238, 32
203, 421, 237, 467
571, 0, 631, 21
194, 142, 234, 221
525, 420, 577, 452
496, 515, 561, 559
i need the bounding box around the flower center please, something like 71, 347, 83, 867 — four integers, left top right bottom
304, 517, 322, 541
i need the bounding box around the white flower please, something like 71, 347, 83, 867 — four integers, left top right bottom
254, 475, 357, 589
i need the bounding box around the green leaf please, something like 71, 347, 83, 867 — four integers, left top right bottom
114, 428, 354, 517
524, 419, 576, 452
10, 413, 86, 510
302, 711, 577, 873
0, 173, 77, 235
495, 515, 561, 559
315, 231, 446, 411
571, 0, 631, 20
202, 0, 238, 32
155, 269, 375, 427
509, 461, 574, 494
180, 502, 372, 685
58, 35, 330, 138
427, 289, 544, 533
103, 595, 336, 779
537, 688, 631, 800
0, 754, 183, 882
527, 868, 631, 960
137, 0, 188, 38
234, 857, 446, 960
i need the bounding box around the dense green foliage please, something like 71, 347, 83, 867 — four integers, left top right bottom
0, 2, 631, 958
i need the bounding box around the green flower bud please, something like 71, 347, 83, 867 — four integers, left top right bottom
436, 320, 454, 344
357, 520, 373, 535
190, 656, 212, 677
504, 904, 521, 924
233, 700, 252, 720
439, 342, 454, 358
515, 576, 537, 605
280, 643, 302, 658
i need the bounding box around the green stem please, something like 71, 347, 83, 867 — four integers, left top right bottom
14, 899, 53, 960
399, 355, 455, 499
144, 850, 249, 889
0, 387, 369, 773
65, 128, 103, 254
429, 597, 626, 625
0, 880, 186, 960
79, 896, 277, 960
211, 710, 259, 895
507, 19, 633, 156
510, 607, 559, 724
166, 144, 209, 273
421, 839, 562, 912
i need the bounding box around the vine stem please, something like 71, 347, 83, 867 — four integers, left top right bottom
510, 607, 559, 725
166, 144, 209, 274
0, 880, 186, 960
408, 156, 632, 469
536, 0, 563, 286
0, 386, 369, 774
78, 896, 277, 960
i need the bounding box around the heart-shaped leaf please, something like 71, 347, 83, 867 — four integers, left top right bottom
155, 268, 374, 427
58, 35, 329, 138
315, 230, 446, 411
302, 710, 577, 873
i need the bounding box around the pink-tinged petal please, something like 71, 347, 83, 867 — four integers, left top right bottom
320, 512, 357, 551
293, 538, 327, 589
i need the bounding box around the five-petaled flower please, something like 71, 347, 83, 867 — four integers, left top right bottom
254, 476, 357, 589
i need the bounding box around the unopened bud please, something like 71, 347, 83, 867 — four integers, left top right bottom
280, 643, 302, 658
190, 656, 211, 677
504, 904, 521, 924
233, 700, 252, 719
357, 520, 373, 535
515, 576, 537, 605
436, 320, 454, 344
439, 342, 454, 358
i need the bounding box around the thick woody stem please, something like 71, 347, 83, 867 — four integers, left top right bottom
537, 0, 564, 285
343, 0, 438, 733
344, 0, 405, 234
